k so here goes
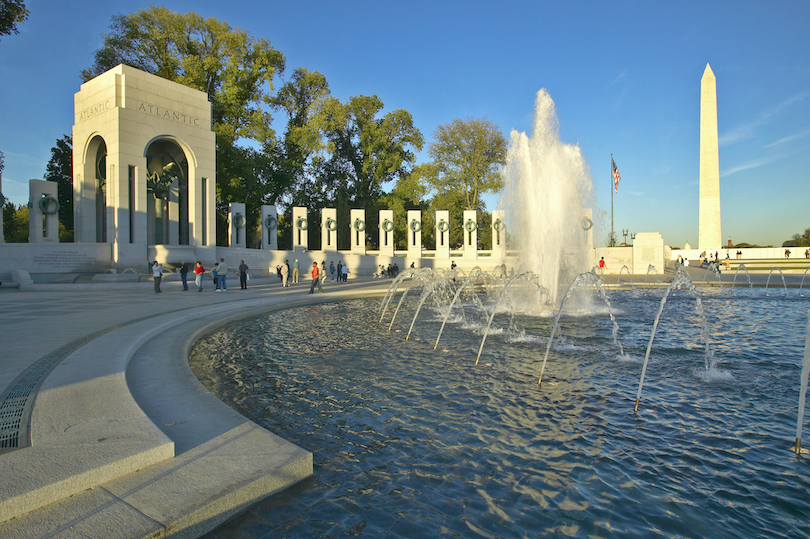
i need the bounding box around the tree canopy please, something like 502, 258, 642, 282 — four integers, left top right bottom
43, 135, 74, 241
0, 0, 28, 38
426, 117, 507, 210
782, 228, 810, 247
83, 5, 285, 145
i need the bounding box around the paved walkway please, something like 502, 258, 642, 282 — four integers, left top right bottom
0, 276, 393, 538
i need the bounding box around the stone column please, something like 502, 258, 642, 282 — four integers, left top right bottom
261, 204, 278, 250
463, 209, 478, 259
350, 209, 366, 254
379, 209, 395, 256
407, 209, 422, 259
491, 209, 505, 261
435, 210, 450, 259
699, 63, 721, 251
28, 179, 60, 243
228, 202, 246, 248
292, 206, 308, 250
321, 207, 338, 251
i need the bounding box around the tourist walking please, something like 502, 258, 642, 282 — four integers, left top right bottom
285, 260, 291, 286
212, 263, 220, 291
195, 261, 205, 291
293, 259, 300, 283
321, 262, 326, 284
309, 262, 324, 294
330, 261, 336, 282
179, 261, 189, 291
281, 260, 289, 287
218, 258, 229, 290
151, 260, 164, 293
239, 260, 249, 289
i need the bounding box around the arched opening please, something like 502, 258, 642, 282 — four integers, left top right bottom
93, 138, 107, 243
145, 139, 189, 245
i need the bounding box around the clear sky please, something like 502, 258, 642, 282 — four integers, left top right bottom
1, 0, 808, 248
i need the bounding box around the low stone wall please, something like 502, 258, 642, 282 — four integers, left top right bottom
0, 243, 112, 281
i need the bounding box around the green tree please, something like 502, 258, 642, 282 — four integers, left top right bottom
43, 135, 74, 241
782, 228, 810, 247
0, 0, 28, 38
316, 94, 424, 248
83, 6, 285, 145
84, 6, 289, 246
426, 117, 507, 210
3, 203, 28, 242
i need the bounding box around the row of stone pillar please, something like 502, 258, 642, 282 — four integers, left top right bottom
227, 205, 507, 258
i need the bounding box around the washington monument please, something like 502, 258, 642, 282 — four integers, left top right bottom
699, 63, 721, 250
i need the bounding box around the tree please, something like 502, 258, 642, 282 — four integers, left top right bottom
3, 203, 28, 242
83, 6, 285, 146
0, 0, 28, 38
426, 117, 507, 210
84, 6, 290, 245
782, 227, 810, 247
44, 135, 73, 241
316, 94, 424, 248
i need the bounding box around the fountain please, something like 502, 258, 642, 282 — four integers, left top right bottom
732, 263, 753, 288
191, 276, 810, 538
500, 89, 594, 304
189, 89, 810, 538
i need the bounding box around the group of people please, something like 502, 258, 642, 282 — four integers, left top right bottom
375, 263, 399, 278
149, 258, 250, 293
274, 259, 350, 292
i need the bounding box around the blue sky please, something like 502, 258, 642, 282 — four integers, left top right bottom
1, 0, 808, 248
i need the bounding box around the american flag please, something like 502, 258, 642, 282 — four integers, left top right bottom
612, 157, 621, 193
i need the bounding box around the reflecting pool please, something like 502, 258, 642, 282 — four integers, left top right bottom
191, 287, 810, 538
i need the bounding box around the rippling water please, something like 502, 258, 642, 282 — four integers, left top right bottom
190, 287, 810, 538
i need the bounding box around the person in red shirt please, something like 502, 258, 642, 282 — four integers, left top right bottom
309, 262, 324, 294
598, 257, 606, 276
195, 261, 205, 291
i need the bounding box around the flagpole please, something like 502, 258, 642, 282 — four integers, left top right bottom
610, 153, 614, 247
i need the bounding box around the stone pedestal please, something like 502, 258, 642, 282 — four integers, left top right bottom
321, 208, 338, 251
228, 202, 246, 248
29, 180, 60, 243
379, 209, 394, 256
491, 209, 505, 261
261, 205, 277, 250
435, 210, 450, 259
407, 210, 422, 259
292, 206, 308, 250
350, 209, 366, 254
632, 232, 665, 275
462, 210, 477, 259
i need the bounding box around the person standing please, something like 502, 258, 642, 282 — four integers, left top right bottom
321, 262, 327, 285
281, 260, 289, 287
151, 260, 164, 293
239, 260, 249, 289
212, 263, 220, 291
598, 257, 606, 276
179, 261, 189, 291
337, 261, 343, 283
195, 261, 205, 291
330, 261, 336, 282
293, 259, 300, 284
284, 260, 291, 286
309, 262, 324, 293
341, 263, 349, 283
218, 258, 229, 290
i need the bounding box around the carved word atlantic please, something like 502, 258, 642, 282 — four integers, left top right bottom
138, 103, 202, 127
77, 100, 112, 122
